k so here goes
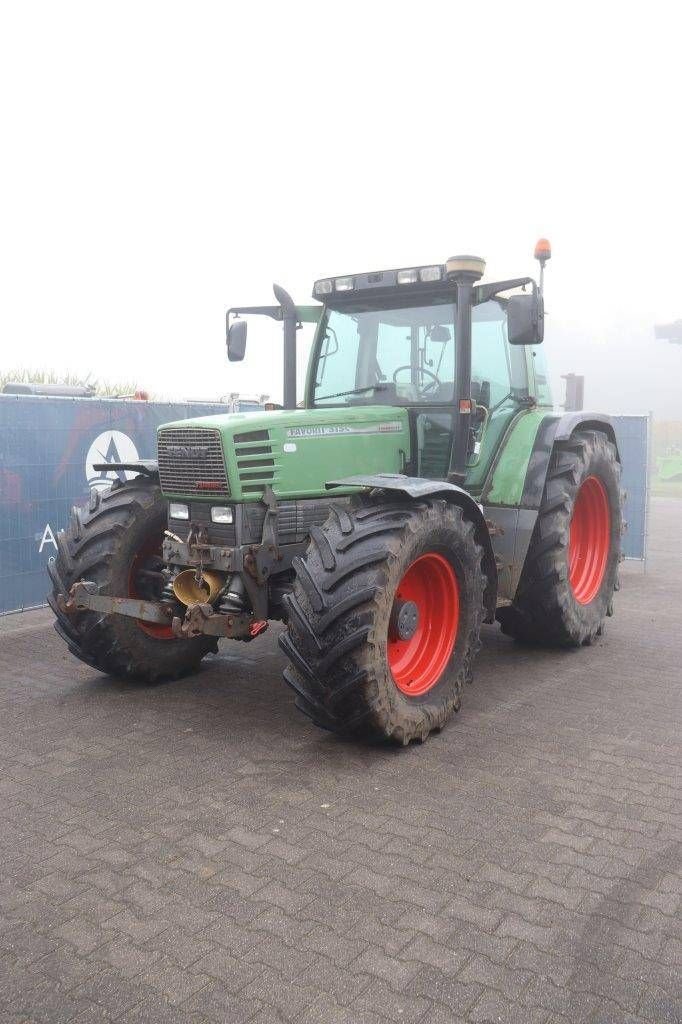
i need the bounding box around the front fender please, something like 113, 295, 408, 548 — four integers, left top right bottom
326, 473, 498, 622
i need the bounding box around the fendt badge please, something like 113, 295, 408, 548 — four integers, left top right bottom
165, 445, 210, 459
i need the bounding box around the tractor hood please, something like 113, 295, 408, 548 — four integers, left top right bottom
157, 406, 410, 502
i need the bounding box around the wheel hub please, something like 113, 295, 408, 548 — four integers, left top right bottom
568, 475, 611, 605
390, 599, 419, 641
387, 553, 460, 697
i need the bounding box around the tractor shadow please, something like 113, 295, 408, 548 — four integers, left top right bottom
61, 618, 586, 769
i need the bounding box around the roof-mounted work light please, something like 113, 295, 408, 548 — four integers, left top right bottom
397, 268, 419, 285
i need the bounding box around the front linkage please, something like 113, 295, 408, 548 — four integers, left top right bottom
56, 477, 295, 642
58, 580, 264, 640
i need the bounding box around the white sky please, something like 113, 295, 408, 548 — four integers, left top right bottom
1, 1, 680, 416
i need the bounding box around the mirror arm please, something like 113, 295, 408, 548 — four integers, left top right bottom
227, 304, 283, 321
226, 304, 282, 341
474, 277, 535, 304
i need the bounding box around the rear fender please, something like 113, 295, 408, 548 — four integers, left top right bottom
520, 413, 620, 509
326, 473, 497, 622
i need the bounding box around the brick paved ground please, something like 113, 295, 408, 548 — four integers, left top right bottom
1, 498, 680, 1024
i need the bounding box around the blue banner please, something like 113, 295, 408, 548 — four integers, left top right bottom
0, 395, 230, 613
0, 398, 650, 614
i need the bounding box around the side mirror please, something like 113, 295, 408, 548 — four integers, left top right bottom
428, 325, 451, 343
508, 292, 544, 345
227, 319, 247, 361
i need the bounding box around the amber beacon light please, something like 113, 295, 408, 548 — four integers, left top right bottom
534, 238, 551, 295
534, 238, 551, 263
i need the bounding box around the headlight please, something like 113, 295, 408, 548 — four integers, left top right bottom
169, 502, 189, 520
211, 506, 233, 524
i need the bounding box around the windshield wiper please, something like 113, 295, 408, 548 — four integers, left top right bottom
316, 383, 388, 402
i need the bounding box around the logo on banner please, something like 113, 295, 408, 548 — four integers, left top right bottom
86, 430, 139, 491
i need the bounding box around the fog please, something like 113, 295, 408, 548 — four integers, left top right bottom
1, 1, 680, 419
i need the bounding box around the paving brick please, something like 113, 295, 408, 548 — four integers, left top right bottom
183, 980, 260, 1022
399, 932, 470, 974
103, 909, 170, 943
496, 913, 555, 949
410, 965, 482, 1016
353, 945, 420, 989
351, 977, 432, 1023
297, 953, 373, 1005
638, 983, 682, 1024
97, 937, 162, 978
459, 953, 532, 1001
443, 895, 503, 932
241, 966, 319, 1019
469, 989, 549, 1023
353, 914, 415, 955
505, 940, 574, 986
52, 919, 108, 955
452, 923, 520, 964
69, 969, 151, 1017
139, 954, 212, 1005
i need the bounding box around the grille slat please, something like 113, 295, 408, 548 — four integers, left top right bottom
235, 429, 275, 493
158, 427, 229, 496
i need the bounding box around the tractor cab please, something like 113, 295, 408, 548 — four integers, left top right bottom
228, 254, 548, 490
307, 282, 544, 489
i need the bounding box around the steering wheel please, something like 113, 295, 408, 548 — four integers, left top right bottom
392, 365, 441, 395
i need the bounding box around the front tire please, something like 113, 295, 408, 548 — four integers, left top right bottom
497, 429, 622, 646
279, 498, 486, 745
48, 476, 216, 681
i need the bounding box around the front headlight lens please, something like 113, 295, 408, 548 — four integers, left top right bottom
211, 506, 234, 524
169, 502, 189, 520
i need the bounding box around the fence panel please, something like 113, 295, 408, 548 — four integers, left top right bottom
611, 414, 650, 561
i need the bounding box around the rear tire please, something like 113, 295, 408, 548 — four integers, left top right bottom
279, 498, 486, 744
497, 429, 622, 646
48, 477, 216, 681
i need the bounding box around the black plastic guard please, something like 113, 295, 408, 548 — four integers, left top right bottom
92, 459, 159, 478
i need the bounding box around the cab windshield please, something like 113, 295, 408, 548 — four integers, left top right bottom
311, 298, 517, 408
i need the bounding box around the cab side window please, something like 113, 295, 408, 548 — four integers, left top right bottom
471, 301, 526, 409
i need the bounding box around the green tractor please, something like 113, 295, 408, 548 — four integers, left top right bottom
49, 242, 623, 745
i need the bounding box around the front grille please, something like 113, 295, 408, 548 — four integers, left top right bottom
158, 427, 229, 496
234, 429, 275, 494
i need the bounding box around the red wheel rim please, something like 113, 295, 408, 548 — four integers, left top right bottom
388, 553, 459, 697
568, 475, 611, 605
128, 533, 175, 640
